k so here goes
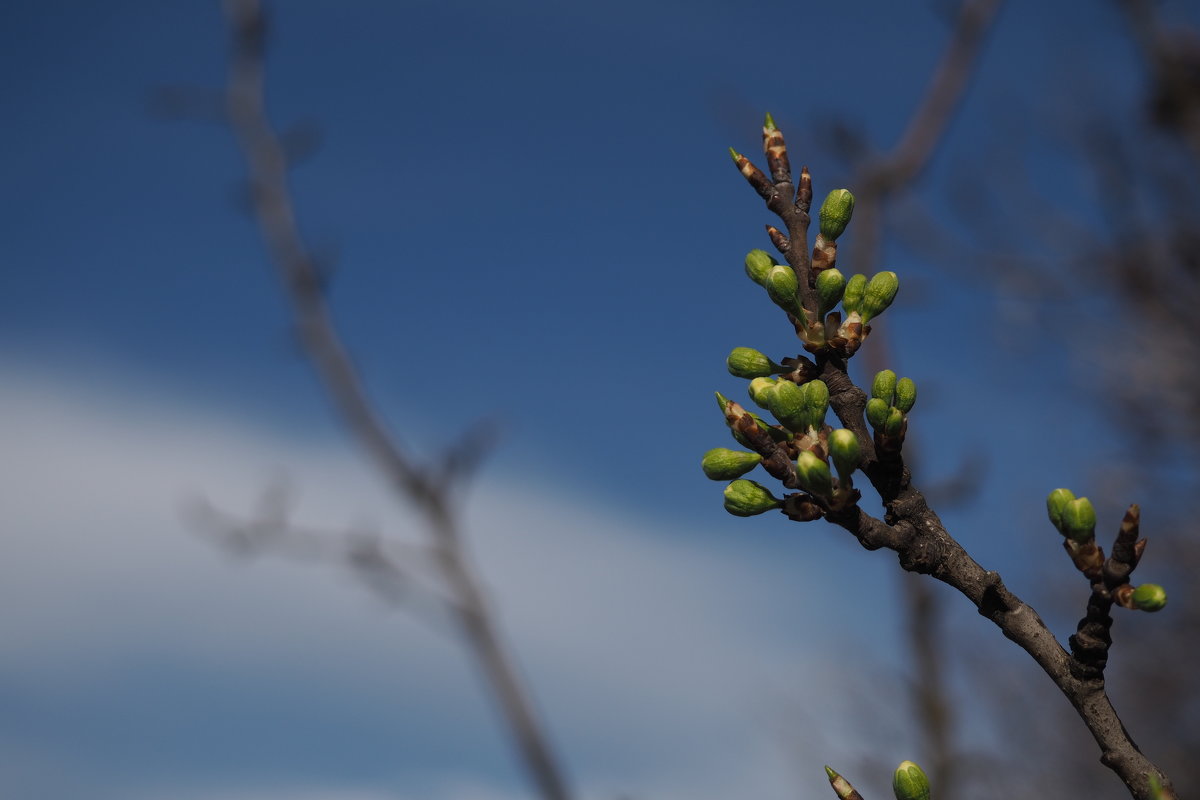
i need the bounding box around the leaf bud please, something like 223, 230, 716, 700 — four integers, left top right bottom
871, 369, 897, 406
841, 273, 867, 315
1046, 488, 1075, 532
884, 407, 905, 437
723, 479, 782, 517
866, 397, 890, 429
726, 347, 780, 379
799, 379, 830, 431
747, 376, 778, 409
818, 189, 855, 240
765, 264, 801, 314
744, 249, 777, 286
1132, 583, 1167, 612
816, 268, 847, 316
829, 428, 861, 478
796, 451, 833, 498
701, 448, 762, 481
894, 377, 917, 413
892, 760, 931, 800
767, 378, 806, 431
1062, 496, 1097, 542
861, 271, 899, 323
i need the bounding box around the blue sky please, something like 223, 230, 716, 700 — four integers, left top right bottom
2, 1, 1196, 798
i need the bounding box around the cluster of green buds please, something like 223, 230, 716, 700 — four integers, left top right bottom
865, 369, 916, 453
1046, 489, 1167, 611
824, 761, 930, 800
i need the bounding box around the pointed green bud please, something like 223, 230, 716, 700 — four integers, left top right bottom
842, 273, 867, 315
861, 271, 899, 323
702, 448, 762, 481
1046, 488, 1075, 532
824, 765, 860, 800
765, 264, 801, 314
726, 347, 780, 379
1132, 583, 1167, 612
1062, 497, 1097, 542
818, 189, 855, 240
796, 451, 833, 498
715, 391, 731, 413
829, 428, 861, 478
744, 249, 777, 286
799, 379, 830, 431
763, 112, 777, 131
866, 397, 890, 429
894, 377, 917, 413
767, 378, 806, 431
816, 268, 847, 316
747, 376, 778, 409
871, 370, 897, 406
723, 479, 782, 517
884, 407, 905, 437
728, 146, 742, 163
892, 761, 930, 800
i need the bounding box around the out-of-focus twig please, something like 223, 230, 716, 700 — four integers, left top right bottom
218, 3, 572, 798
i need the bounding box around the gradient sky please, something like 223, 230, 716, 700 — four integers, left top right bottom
2, 2, 1195, 799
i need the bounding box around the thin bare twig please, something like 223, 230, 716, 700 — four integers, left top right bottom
218, 2, 572, 798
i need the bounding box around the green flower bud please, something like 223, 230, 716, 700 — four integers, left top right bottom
744, 249, 777, 286
799, 379, 830, 431
747, 376, 778, 409
871, 369, 897, 406
723, 479, 782, 517
1046, 488, 1076, 532
842, 273, 867, 315
796, 451, 833, 498
701, 448, 762, 481
818, 189, 855, 240
767, 379, 806, 431
892, 760, 930, 800
1062, 497, 1097, 542
765, 264, 801, 314
894, 377, 917, 413
816, 268, 847, 316
884, 407, 905, 437
726, 347, 780, 379
862, 401, 885, 431
861, 271, 899, 323
1132, 583, 1167, 612
828, 428, 861, 478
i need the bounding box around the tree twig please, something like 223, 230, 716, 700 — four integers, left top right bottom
218, 2, 572, 798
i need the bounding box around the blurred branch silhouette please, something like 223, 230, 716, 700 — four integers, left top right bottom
203, 2, 574, 798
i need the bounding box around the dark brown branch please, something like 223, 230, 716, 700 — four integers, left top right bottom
219, 3, 571, 798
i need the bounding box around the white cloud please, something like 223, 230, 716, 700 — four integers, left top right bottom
0, 359, 862, 799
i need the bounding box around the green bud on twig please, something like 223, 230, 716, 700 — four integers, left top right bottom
892, 761, 931, 800
767, 379, 806, 431
1046, 488, 1076, 532
824, 766, 863, 800
884, 407, 905, 437
842, 273, 867, 315
726, 347, 781, 379
818, 189, 855, 240
829, 428, 861, 480
1062, 496, 1097, 543
871, 369, 897, 406
744, 249, 777, 286
816, 268, 847, 317
866, 397, 889, 429
723, 479, 782, 517
1132, 583, 1167, 612
894, 377, 917, 413
765, 264, 801, 315
701, 448, 762, 481
861, 271, 899, 323
800, 379, 830, 431
796, 451, 833, 499
747, 376, 777, 409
